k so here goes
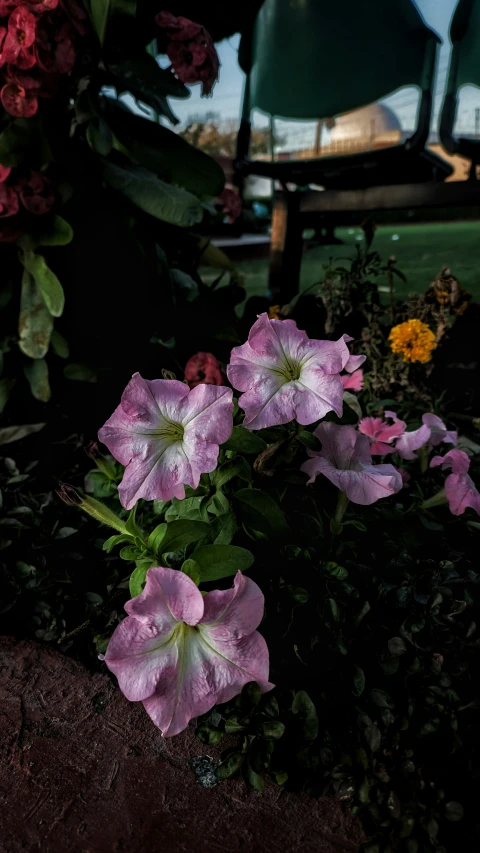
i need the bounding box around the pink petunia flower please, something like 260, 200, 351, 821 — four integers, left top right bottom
98, 373, 233, 509
301, 422, 403, 505
430, 449, 480, 516
422, 413, 457, 448
184, 351, 225, 389
227, 313, 355, 430
103, 568, 273, 737
0, 180, 19, 216
156, 10, 220, 97
0, 7, 37, 69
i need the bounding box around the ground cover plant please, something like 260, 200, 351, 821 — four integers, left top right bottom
0, 5, 479, 853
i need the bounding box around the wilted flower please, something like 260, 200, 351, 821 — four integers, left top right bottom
389, 319, 437, 364
1, 79, 38, 115
184, 351, 224, 389
103, 568, 273, 737
430, 449, 480, 516
17, 168, 55, 214
156, 10, 220, 97
0, 179, 18, 216
98, 372, 233, 509
227, 313, 355, 430
301, 422, 403, 505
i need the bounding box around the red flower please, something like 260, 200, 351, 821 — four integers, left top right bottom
17, 168, 55, 214
156, 10, 219, 97
184, 352, 225, 389
35, 18, 75, 73
0, 163, 11, 182
0, 7, 37, 69
23, 0, 59, 11
1, 79, 38, 115
0, 180, 19, 217
219, 186, 242, 223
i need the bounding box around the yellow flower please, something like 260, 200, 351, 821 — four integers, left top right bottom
268, 305, 281, 320
389, 319, 437, 364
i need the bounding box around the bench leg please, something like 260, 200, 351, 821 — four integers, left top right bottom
268, 191, 303, 306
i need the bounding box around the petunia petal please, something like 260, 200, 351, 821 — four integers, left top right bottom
126, 567, 204, 626
180, 383, 233, 444
201, 572, 265, 639
394, 424, 431, 460
118, 439, 191, 508
430, 448, 471, 476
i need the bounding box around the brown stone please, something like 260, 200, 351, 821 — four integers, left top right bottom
0, 637, 365, 853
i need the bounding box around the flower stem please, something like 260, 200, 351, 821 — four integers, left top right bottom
334, 491, 349, 526
421, 489, 448, 511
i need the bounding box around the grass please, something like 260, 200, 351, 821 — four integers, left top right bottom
230, 221, 480, 304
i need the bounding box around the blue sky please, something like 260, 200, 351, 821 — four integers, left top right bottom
166, 0, 479, 145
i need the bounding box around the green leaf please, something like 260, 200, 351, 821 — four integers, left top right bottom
181, 558, 201, 586
261, 721, 285, 740
195, 722, 224, 746
147, 523, 167, 554
63, 363, 97, 383
159, 519, 210, 553
50, 330, 69, 359
212, 456, 247, 489
212, 511, 237, 545
388, 637, 407, 656
352, 666, 366, 697
103, 533, 133, 553
363, 724, 381, 753
108, 57, 190, 101
23, 358, 51, 402
224, 427, 267, 454
329, 598, 340, 622
292, 691, 318, 741
21, 252, 64, 318
234, 488, 288, 536
18, 270, 54, 359
34, 215, 73, 247
0, 378, 15, 414
371, 689, 395, 709
324, 562, 348, 580
215, 752, 245, 780
88, 0, 136, 45
102, 160, 203, 228
129, 563, 149, 598
107, 106, 225, 197
0, 422, 45, 445
225, 716, 246, 734
192, 544, 254, 582
343, 390, 362, 420
243, 760, 264, 792
208, 491, 229, 516
0, 118, 34, 166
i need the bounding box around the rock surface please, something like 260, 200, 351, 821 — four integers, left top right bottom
0, 637, 365, 852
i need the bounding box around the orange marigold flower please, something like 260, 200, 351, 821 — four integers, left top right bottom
268, 305, 281, 320
389, 319, 436, 364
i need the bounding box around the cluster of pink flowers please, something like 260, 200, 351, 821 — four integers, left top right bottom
0, 0, 84, 118
97, 313, 477, 738
0, 162, 54, 240
358, 411, 456, 460
155, 10, 219, 97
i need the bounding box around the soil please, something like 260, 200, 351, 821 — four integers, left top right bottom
0, 636, 366, 853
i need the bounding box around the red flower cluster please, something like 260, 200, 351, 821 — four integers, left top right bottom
219, 186, 242, 224
155, 10, 219, 97
0, 0, 85, 117
0, 162, 54, 240
184, 352, 225, 389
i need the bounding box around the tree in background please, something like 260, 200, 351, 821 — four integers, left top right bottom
179, 112, 285, 158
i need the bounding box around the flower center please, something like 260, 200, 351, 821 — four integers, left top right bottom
276, 356, 301, 383
152, 420, 184, 444
18, 31, 26, 44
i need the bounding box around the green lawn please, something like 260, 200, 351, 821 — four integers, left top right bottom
233, 221, 480, 303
